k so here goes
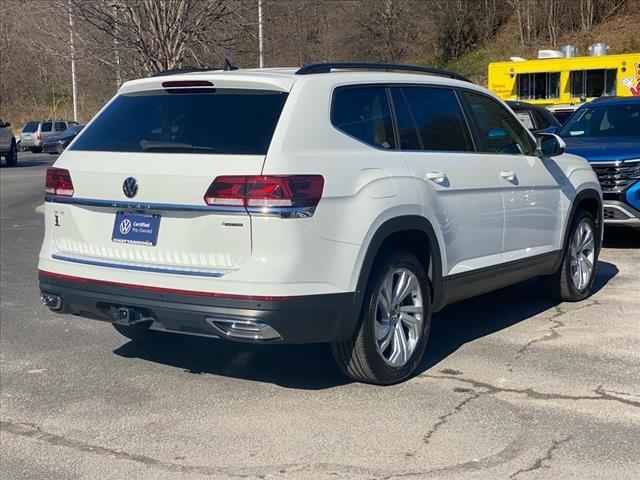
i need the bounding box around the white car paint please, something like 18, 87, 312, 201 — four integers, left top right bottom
38, 68, 601, 300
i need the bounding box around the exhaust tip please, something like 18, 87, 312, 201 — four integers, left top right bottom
206, 317, 281, 341
40, 293, 63, 311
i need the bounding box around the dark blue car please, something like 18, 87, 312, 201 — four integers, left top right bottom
557, 97, 640, 228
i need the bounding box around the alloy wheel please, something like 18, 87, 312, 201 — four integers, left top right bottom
374, 268, 424, 367
569, 219, 595, 291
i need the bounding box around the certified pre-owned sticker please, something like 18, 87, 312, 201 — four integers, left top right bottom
112, 212, 160, 246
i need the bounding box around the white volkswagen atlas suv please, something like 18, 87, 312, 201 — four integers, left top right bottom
39, 63, 603, 384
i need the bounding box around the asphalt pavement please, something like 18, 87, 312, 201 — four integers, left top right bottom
1, 152, 639, 479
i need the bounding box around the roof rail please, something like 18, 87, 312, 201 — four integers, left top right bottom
295, 62, 471, 82
150, 60, 239, 78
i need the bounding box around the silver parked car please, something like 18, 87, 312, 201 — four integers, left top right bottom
42, 124, 85, 154
20, 120, 76, 153
0, 119, 18, 166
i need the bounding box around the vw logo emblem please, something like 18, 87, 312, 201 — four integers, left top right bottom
123, 177, 138, 198
119, 218, 132, 235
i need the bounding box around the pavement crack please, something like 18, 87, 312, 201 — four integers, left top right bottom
422, 374, 640, 408
0, 419, 372, 479
423, 388, 483, 445
0, 420, 272, 478
508, 435, 572, 479
512, 301, 599, 363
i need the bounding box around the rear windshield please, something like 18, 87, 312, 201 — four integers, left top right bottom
71, 89, 288, 155
22, 122, 39, 133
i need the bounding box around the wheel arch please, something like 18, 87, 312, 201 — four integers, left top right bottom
563, 188, 603, 256
353, 215, 446, 318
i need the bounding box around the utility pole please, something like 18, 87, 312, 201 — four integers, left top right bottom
113, 2, 122, 88
258, 0, 264, 68
68, 0, 78, 121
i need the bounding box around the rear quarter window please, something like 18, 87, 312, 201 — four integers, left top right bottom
331, 86, 395, 149
41, 122, 53, 132
71, 89, 288, 155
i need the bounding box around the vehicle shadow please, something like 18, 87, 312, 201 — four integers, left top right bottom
417, 260, 618, 375
603, 227, 640, 249
113, 261, 618, 390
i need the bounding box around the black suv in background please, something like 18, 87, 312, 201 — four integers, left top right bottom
507, 101, 562, 133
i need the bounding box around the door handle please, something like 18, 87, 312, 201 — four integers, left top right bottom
425, 171, 448, 185
500, 171, 517, 182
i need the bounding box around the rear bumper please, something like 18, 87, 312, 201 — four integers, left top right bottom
39, 271, 360, 344
20, 138, 39, 147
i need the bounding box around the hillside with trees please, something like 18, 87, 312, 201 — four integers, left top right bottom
0, 0, 637, 127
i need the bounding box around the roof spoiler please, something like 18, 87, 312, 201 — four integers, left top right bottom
150, 60, 239, 78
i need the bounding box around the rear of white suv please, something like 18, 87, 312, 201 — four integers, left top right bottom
39, 65, 602, 384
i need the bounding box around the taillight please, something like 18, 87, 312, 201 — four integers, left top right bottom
45, 167, 74, 196
204, 175, 324, 218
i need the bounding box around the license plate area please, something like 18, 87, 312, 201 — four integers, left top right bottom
112, 211, 160, 246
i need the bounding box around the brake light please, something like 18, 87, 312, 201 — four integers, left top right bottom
162, 80, 214, 88
204, 175, 324, 217
45, 167, 74, 196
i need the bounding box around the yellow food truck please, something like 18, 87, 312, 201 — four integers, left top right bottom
488, 49, 640, 112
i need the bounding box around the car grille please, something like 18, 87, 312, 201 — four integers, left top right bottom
591, 161, 640, 193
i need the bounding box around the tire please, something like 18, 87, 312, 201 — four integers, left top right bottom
332, 251, 432, 385
113, 322, 153, 342
549, 209, 598, 302
6, 140, 18, 167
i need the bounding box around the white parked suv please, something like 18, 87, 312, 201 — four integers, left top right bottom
38, 63, 603, 384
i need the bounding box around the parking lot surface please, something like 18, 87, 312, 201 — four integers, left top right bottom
1, 153, 639, 479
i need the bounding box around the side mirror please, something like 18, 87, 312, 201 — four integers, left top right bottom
536, 132, 566, 158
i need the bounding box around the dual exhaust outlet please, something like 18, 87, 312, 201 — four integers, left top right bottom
40, 293, 63, 311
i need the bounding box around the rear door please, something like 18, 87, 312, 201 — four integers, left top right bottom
48, 86, 288, 276
460, 91, 562, 258
390, 85, 507, 275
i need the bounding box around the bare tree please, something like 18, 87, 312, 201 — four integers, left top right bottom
351, 0, 431, 63
72, 0, 239, 74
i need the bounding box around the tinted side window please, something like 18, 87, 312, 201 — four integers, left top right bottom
332, 86, 395, 149
391, 86, 473, 152
461, 91, 535, 155
55, 122, 67, 131
532, 110, 550, 130
41, 122, 53, 132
